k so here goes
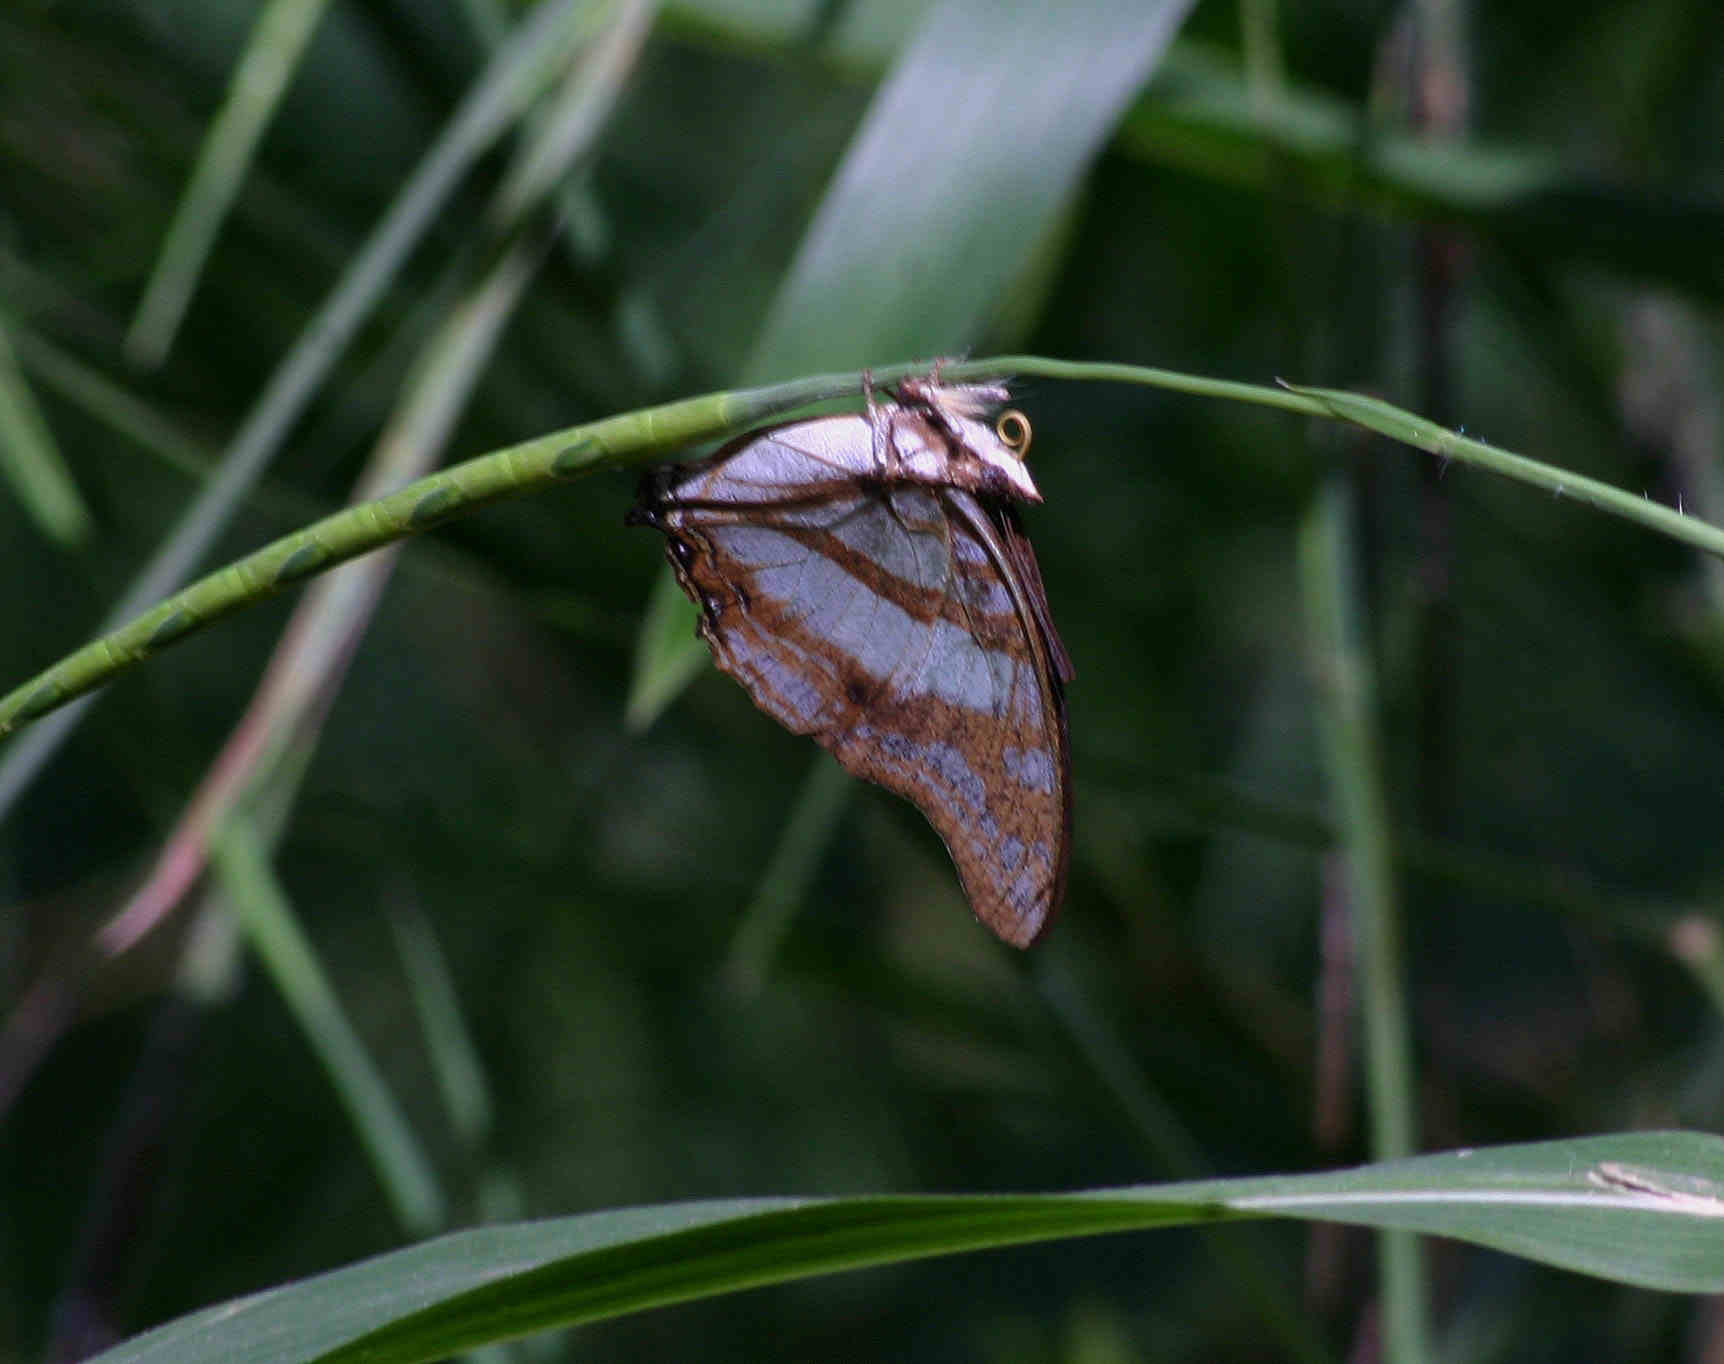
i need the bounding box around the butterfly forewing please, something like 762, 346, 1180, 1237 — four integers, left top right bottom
632, 395, 1070, 947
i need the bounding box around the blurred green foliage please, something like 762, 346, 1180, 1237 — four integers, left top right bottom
3, 0, 1724, 1360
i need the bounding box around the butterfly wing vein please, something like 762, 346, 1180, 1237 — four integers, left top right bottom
651, 426, 1068, 945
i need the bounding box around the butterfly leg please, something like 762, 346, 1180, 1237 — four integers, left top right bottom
896, 367, 973, 456
867, 385, 917, 483
862, 368, 887, 474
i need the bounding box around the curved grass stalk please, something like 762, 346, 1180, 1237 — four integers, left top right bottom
7, 355, 1724, 740
0, 362, 918, 738
1300, 476, 1428, 1358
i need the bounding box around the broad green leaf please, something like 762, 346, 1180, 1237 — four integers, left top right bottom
90, 1133, 1724, 1364
749, 0, 1197, 376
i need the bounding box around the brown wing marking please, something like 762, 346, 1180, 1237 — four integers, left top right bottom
663, 482, 1066, 945
637, 426, 1070, 947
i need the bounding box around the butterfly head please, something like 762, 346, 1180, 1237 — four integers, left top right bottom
890, 379, 1041, 504
968, 406, 1040, 503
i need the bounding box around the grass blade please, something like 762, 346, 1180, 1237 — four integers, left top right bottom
388, 892, 493, 1152
622, 564, 711, 732
126, 0, 337, 366
0, 0, 590, 823
98, 229, 548, 958
721, 756, 852, 997
87, 1132, 1724, 1364
212, 819, 445, 1236
1300, 475, 1428, 1357
750, 0, 1197, 375
0, 315, 90, 543
9, 357, 1724, 743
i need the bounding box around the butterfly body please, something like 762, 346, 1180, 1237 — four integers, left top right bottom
629, 380, 1071, 947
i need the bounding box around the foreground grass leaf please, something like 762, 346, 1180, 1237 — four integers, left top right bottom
92, 1132, 1724, 1364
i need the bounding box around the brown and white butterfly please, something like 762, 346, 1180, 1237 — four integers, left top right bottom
628, 377, 1072, 947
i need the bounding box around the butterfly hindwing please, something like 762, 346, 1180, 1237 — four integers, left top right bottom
631, 389, 1070, 946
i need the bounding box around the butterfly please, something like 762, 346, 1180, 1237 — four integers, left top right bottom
628, 376, 1072, 946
